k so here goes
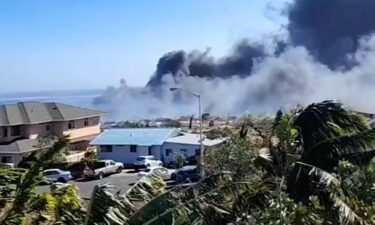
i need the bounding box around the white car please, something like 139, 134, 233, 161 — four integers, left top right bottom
137, 166, 176, 180
133, 156, 163, 170
43, 169, 72, 183
83, 160, 124, 179
0, 163, 15, 168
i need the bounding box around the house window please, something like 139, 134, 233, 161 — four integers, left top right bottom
69, 145, 78, 151
166, 149, 173, 156
130, 145, 137, 152
2, 128, 7, 137
101, 145, 113, 152
11, 126, 20, 136
84, 118, 89, 126
92, 117, 99, 125
46, 124, 51, 131
148, 146, 152, 155
68, 121, 75, 129
195, 149, 200, 156
1, 156, 12, 163
180, 149, 188, 155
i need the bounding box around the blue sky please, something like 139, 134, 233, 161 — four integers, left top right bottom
0, 0, 286, 93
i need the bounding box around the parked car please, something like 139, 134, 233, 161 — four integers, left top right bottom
43, 169, 72, 183
133, 156, 163, 170
137, 166, 176, 180
83, 160, 124, 179
68, 162, 87, 179
0, 163, 15, 168
175, 165, 200, 183
186, 156, 198, 165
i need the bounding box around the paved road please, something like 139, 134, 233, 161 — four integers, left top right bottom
37, 170, 137, 199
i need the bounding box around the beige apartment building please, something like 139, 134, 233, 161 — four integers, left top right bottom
0, 102, 104, 165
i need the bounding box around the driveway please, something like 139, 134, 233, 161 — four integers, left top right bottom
37, 170, 137, 199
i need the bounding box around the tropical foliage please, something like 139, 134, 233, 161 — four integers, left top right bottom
2, 100, 375, 225
0, 136, 85, 224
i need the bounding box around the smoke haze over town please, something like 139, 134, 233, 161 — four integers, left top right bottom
93, 0, 375, 120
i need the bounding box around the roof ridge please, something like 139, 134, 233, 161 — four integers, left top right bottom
48, 102, 64, 120
163, 128, 178, 142
14, 140, 21, 153
1, 105, 10, 125
18, 102, 30, 123
56, 101, 105, 112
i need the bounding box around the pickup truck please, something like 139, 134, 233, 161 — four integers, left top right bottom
83, 160, 123, 179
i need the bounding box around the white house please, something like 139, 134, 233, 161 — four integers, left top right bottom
90, 128, 179, 165
90, 128, 225, 165
162, 133, 226, 164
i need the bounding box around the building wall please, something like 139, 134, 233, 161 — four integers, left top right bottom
162, 142, 200, 164
64, 125, 100, 140
52, 117, 101, 139
0, 153, 23, 165
51, 122, 65, 138
97, 145, 149, 164
22, 123, 52, 139
150, 145, 162, 160
20, 125, 32, 139
0, 126, 22, 143
96, 142, 205, 165
62, 117, 101, 139
1, 123, 56, 142
70, 140, 90, 151
66, 151, 86, 163
0, 116, 100, 143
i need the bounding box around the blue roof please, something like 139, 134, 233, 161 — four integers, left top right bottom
90, 128, 179, 146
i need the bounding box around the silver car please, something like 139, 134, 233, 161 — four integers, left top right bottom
137, 166, 176, 180
43, 169, 72, 183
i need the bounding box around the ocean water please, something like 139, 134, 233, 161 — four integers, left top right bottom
0, 89, 104, 109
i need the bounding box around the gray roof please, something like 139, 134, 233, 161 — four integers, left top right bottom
0, 139, 47, 154
0, 102, 104, 126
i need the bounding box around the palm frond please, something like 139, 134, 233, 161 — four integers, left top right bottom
84, 184, 133, 225
295, 161, 364, 225
332, 194, 362, 225
294, 100, 375, 171
296, 162, 340, 187
258, 148, 272, 161
85, 172, 167, 225
0, 137, 70, 224
127, 172, 259, 225
306, 129, 375, 159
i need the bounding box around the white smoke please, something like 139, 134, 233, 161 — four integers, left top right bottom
95, 36, 375, 120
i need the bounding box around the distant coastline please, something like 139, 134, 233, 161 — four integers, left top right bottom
0, 89, 104, 108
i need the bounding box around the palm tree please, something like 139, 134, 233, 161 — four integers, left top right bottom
293, 100, 375, 171
285, 100, 375, 224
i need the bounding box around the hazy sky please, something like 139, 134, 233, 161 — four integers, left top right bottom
0, 0, 286, 93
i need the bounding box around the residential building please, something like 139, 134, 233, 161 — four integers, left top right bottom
0, 101, 104, 165
91, 128, 180, 165
90, 128, 225, 165
162, 133, 226, 164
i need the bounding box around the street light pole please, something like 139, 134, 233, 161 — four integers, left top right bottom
170, 87, 204, 178
198, 94, 205, 178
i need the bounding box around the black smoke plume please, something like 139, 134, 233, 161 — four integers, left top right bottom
287, 0, 375, 69
147, 40, 266, 87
